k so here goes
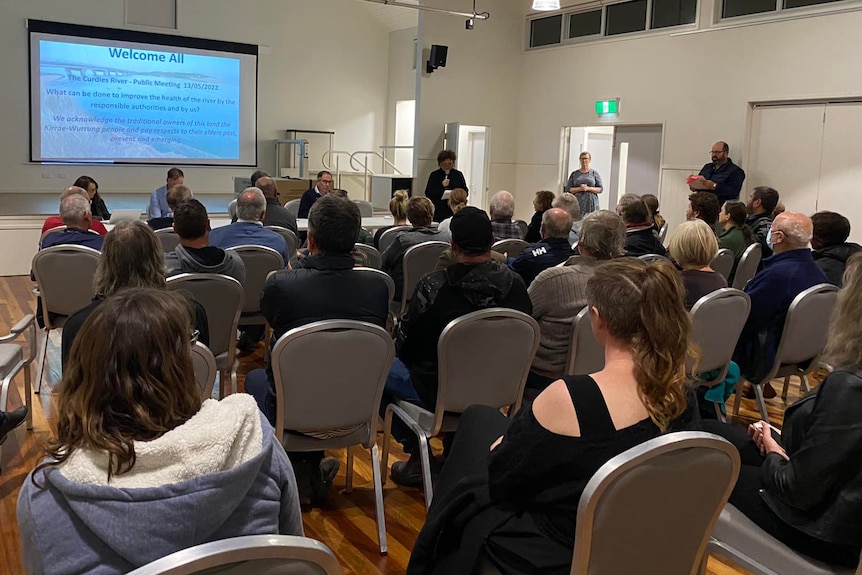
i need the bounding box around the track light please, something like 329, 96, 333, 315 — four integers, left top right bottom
532, 0, 560, 10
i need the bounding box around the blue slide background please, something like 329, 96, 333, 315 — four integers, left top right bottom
39, 39, 241, 160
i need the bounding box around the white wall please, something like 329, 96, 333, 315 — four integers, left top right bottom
0, 0, 390, 196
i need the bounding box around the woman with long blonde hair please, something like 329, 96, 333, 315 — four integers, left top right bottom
436, 188, 469, 235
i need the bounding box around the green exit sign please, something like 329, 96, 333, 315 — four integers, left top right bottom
595, 99, 619, 115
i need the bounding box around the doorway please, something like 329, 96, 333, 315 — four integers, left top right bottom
445, 123, 490, 210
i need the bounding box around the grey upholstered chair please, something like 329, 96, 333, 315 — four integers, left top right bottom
710, 248, 735, 281
492, 239, 531, 259
31, 245, 101, 393
228, 199, 237, 220
733, 283, 838, 422
351, 268, 394, 310
377, 225, 411, 253
514, 219, 528, 238
353, 200, 374, 217
382, 308, 540, 508
0, 314, 36, 472
353, 243, 382, 269
190, 341, 217, 401
166, 274, 243, 399
226, 246, 284, 331
271, 320, 394, 554
708, 504, 861, 575
154, 228, 181, 253
565, 306, 605, 377
265, 226, 298, 257
658, 222, 669, 244
284, 199, 302, 219
38, 226, 66, 249
732, 243, 762, 290
125, 535, 342, 575
638, 253, 670, 264
689, 288, 751, 421
395, 241, 450, 318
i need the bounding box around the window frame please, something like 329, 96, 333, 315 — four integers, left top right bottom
717, 0, 860, 23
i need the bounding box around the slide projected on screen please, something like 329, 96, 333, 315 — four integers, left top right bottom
29, 20, 258, 166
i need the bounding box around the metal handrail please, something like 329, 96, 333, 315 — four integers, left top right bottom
350, 151, 405, 176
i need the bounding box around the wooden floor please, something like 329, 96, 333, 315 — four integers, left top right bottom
0, 274, 806, 575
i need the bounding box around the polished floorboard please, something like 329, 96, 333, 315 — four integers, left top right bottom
0, 274, 808, 574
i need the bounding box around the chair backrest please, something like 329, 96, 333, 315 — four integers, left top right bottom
226, 246, 285, 314
491, 239, 531, 258
265, 226, 298, 257
658, 222, 669, 244
190, 341, 217, 400
165, 274, 243, 360
565, 306, 605, 376
31, 245, 101, 330
38, 226, 66, 249
353, 243, 382, 270
514, 219, 528, 238
401, 241, 450, 314
284, 199, 302, 219
271, 320, 394, 445
352, 267, 394, 310
378, 225, 412, 253
353, 200, 374, 217
433, 308, 540, 435
689, 288, 751, 379
228, 199, 237, 220
155, 229, 181, 253
710, 248, 735, 281
771, 283, 839, 374
731, 243, 762, 290
638, 253, 669, 264
571, 432, 740, 575
125, 535, 342, 575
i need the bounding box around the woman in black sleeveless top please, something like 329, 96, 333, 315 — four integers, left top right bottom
408, 259, 698, 575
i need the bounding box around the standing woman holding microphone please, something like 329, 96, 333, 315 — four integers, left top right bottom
425, 150, 468, 222
565, 151, 603, 217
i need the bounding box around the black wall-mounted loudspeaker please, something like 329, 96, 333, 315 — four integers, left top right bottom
430, 44, 448, 68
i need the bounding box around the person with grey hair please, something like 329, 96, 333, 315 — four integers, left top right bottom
42, 186, 109, 236
254, 176, 297, 234
489, 190, 523, 240
40, 195, 104, 251
148, 184, 193, 231
508, 208, 574, 287
617, 193, 667, 256
525, 210, 626, 391
552, 192, 582, 246
209, 187, 289, 264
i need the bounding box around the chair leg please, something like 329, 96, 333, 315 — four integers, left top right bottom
732, 381, 742, 418
780, 376, 791, 400
370, 443, 388, 555
417, 432, 434, 511
381, 408, 393, 484
345, 445, 355, 493
34, 329, 49, 394
713, 401, 726, 424
753, 383, 771, 423
24, 361, 33, 431
801, 374, 811, 393
0, 372, 12, 473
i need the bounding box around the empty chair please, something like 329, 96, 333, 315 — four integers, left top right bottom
733, 283, 838, 422
227, 245, 284, 331
395, 241, 450, 318
382, 308, 540, 508
155, 228, 181, 253
565, 306, 605, 376
353, 200, 374, 217
353, 243, 382, 269
492, 239, 531, 259
638, 253, 669, 264
711, 248, 735, 281
378, 225, 412, 253
284, 199, 302, 219
190, 341, 217, 400
31, 245, 101, 393
166, 274, 243, 398
228, 198, 237, 220
38, 226, 66, 249
658, 222, 669, 244
271, 320, 394, 554
0, 314, 36, 471
689, 288, 751, 420
125, 535, 343, 575
732, 242, 762, 290
265, 226, 298, 257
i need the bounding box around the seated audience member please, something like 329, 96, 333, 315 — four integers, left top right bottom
61, 221, 209, 368
552, 192, 582, 246
250, 169, 269, 188
42, 186, 108, 236
437, 188, 468, 235
526, 210, 627, 391
165, 200, 246, 285
41, 195, 104, 252
374, 190, 410, 247
408, 258, 695, 574
642, 193, 665, 232
811, 211, 861, 287
489, 190, 523, 240
718, 200, 755, 283
73, 176, 110, 221
329, 189, 374, 245
384, 207, 532, 486
509, 208, 574, 287
298, 170, 333, 219
668, 219, 727, 310
703, 254, 862, 568
618, 193, 667, 257
773, 202, 785, 217
687, 191, 720, 227
209, 188, 289, 263
382, 196, 446, 302
147, 184, 193, 231
735, 212, 828, 399
0, 407, 28, 444
525, 190, 555, 243
244, 195, 390, 506
253, 176, 298, 234
148, 167, 184, 219
18, 289, 302, 575
745, 186, 779, 258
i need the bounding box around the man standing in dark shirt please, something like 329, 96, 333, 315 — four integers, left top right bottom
690, 141, 746, 204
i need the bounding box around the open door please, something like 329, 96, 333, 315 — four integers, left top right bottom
608, 125, 663, 207
444, 122, 490, 210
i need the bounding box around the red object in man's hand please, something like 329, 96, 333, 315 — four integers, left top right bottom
686, 175, 701, 185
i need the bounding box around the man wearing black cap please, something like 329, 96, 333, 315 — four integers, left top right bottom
384, 206, 532, 486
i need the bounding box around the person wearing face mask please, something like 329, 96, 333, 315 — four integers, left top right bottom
744, 186, 780, 258
425, 150, 468, 223
733, 212, 828, 401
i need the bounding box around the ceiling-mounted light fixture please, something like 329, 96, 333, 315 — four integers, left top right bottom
532, 0, 561, 10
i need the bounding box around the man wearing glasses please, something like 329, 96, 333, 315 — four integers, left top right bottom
690, 141, 746, 204
298, 170, 334, 219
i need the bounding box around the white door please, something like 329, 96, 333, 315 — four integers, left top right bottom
609, 125, 663, 207
444, 122, 490, 210
818, 103, 862, 243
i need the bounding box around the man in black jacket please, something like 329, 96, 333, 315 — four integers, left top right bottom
244, 194, 390, 505
745, 186, 779, 258
811, 211, 861, 287
618, 194, 667, 257
234, 177, 298, 235
384, 207, 532, 486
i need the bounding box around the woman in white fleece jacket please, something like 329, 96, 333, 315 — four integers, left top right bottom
17, 289, 303, 575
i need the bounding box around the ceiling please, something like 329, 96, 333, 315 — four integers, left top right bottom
356, 0, 420, 32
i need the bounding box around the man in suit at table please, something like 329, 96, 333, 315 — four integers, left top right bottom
297, 171, 334, 219
148, 167, 185, 219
